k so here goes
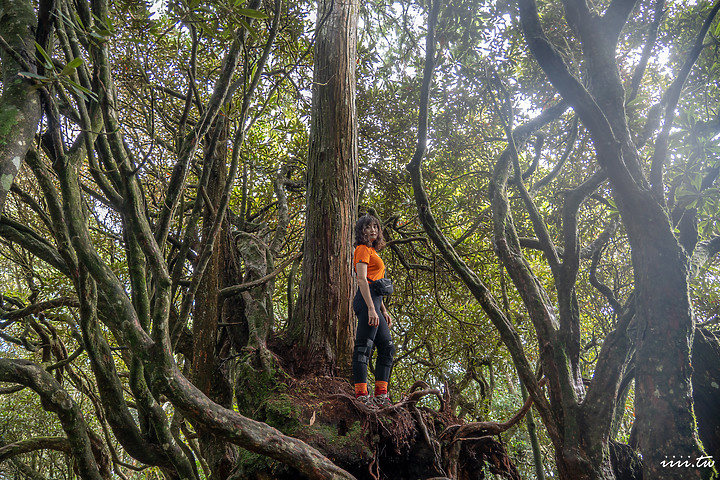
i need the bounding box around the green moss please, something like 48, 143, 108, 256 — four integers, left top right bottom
303, 421, 373, 459
233, 352, 310, 437
235, 449, 292, 479
263, 394, 302, 433
234, 351, 289, 417
0, 107, 19, 145
233, 354, 375, 476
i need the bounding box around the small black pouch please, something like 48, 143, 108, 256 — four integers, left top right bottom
371, 278, 394, 296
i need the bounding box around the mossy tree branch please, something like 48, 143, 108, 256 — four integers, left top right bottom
0, 0, 43, 211
0, 358, 103, 480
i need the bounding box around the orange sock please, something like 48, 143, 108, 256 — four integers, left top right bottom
374, 381, 388, 396
355, 383, 368, 398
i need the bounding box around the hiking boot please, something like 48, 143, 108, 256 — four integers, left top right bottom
356, 394, 373, 407
372, 393, 392, 408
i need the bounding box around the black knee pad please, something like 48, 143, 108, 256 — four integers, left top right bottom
353, 339, 374, 365
376, 341, 395, 367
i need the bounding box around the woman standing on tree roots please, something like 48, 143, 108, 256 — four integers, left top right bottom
352, 214, 395, 408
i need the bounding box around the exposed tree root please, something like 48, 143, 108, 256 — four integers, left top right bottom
234, 361, 536, 479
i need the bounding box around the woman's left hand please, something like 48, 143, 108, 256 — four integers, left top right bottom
383, 310, 392, 328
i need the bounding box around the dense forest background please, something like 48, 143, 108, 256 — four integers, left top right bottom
1, 0, 720, 479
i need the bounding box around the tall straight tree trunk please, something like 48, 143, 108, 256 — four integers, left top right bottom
192, 122, 237, 479
288, 0, 358, 375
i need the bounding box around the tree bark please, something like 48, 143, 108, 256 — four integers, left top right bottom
0, 359, 104, 480
691, 329, 720, 462
192, 121, 238, 479
0, 0, 42, 211
288, 0, 358, 375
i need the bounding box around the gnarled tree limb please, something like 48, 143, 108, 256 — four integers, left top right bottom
0, 358, 103, 480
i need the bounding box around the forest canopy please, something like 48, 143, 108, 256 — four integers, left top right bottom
1, 0, 720, 479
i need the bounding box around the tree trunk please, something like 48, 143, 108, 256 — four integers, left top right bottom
625, 199, 702, 479
192, 122, 237, 479
0, 0, 43, 211
691, 329, 720, 463
288, 0, 358, 376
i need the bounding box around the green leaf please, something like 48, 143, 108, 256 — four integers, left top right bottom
73, 11, 85, 29
238, 18, 260, 40
237, 8, 268, 19
92, 12, 115, 34
606, 198, 620, 218
702, 188, 719, 198
626, 93, 648, 107
60, 57, 83, 77
18, 71, 49, 81
89, 31, 107, 42
691, 174, 703, 191
68, 85, 89, 101
65, 79, 98, 101
34, 42, 54, 69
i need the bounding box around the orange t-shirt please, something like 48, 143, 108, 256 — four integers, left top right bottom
353, 244, 385, 281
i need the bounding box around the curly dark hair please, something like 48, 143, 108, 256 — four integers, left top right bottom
353, 214, 386, 251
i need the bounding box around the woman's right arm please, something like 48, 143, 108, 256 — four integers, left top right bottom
355, 262, 379, 326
